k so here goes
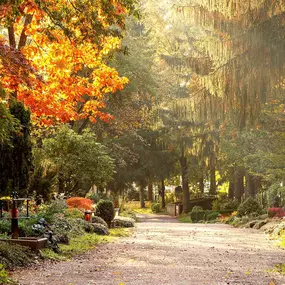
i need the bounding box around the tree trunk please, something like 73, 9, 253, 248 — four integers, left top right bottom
139, 185, 145, 208
228, 181, 234, 199
234, 167, 245, 202
254, 177, 262, 194
148, 183, 153, 202
199, 175, 204, 194
180, 146, 190, 213
161, 180, 166, 208
245, 172, 256, 198
209, 166, 216, 195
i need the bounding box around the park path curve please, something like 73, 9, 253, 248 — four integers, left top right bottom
14, 214, 285, 285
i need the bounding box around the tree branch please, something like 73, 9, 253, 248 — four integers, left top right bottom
18, 14, 33, 49
8, 26, 16, 48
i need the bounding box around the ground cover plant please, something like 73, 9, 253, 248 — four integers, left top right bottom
0, 197, 136, 273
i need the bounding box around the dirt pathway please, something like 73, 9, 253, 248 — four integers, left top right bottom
14, 214, 285, 285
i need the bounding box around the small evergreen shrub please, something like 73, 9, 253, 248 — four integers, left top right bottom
91, 216, 108, 227
222, 200, 239, 210
54, 234, 69, 244
82, 222, 95, 233
191, 206, 203, 212
92, 223, 109, 235
205, 211, 220, 221
237, 197, 262, 217
0, 220, 11, 235
190, 211, 205, 223
0, 242, 35, 269
112, 217, 135, 228
52, 217, 92, 237
95, 200, 115, 227
151, 202, 161, 213
63, 208, 84, 219
87, 193, 109, 203
212, 198, 239, 211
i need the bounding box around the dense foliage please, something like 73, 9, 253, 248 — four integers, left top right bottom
95, 200, 115, 227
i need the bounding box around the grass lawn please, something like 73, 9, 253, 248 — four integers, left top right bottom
41, 228, 131, 261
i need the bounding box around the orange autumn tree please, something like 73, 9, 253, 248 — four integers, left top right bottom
0, 0, 139, 124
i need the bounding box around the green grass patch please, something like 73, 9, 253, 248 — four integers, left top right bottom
41, 228, 130, 261
133, 208, 152, 214
177, 214, 192, 223
109, 228, 132, 237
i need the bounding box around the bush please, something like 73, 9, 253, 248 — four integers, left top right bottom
54, 234, 69, 244
112, 217, 135, 228
205, 211, 220, 221
268, 207, 285, 218
212, 198, 239, 211
92, 223, 109, 235
63, 208, 83, 219
191, 206, 204, 212
95, 200, 115, 227
151, 202, 161, 213
0, 242, 35, 269
91, 216, 108, 227
66, 197, 93, 211
52, 217, 92, 237
190, 211, 205, 223
237, 197, 263, 217
87, 193, 110, 204
0, 220, 11, 235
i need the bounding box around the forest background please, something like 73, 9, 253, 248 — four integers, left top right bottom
0, 0, 285, 214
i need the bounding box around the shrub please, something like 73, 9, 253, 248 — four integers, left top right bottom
205, 211, 220, 221
92, 223, 109, 235
191, 206, 204, 212
95, 200, 115, 227
0, 242, 35, 269
66, 197, 93, 211
52, 217, 92, 237
0, 220, 11, 235
91, 216, 108, 227
212, 198, 239, 211
112, 217, 135, 228
87, 193, 110, 203
190, 211, 205, 223
54, 234, 69, 244
45, 199, 68, 214
268, 207, 285, 218
63, 208, 83, 219
222, 200, 239, 211
151, 202, 161, 213
237, 197, 263, 217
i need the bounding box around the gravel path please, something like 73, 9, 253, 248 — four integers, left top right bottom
14, 214, 285, 285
